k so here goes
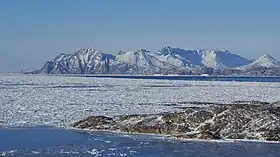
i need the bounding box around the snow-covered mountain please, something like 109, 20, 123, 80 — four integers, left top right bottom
116, 49, 167, 72
240, 54, 280, 69
31, 46, 280, 76
34, 48, 114, 74
153, 46, 251, 69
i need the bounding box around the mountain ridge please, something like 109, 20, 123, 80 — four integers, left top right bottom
240, 54, 280, 69
29, 47, 280, 76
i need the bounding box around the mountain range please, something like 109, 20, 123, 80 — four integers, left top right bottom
30, 47, 280, 76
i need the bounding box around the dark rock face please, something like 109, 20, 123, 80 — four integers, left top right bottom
72, 103, 280, 142
72, 116, 115, 130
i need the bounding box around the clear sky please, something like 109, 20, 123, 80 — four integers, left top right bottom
1, 0, 280, 72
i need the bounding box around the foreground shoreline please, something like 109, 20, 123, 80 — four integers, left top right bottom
69, 127, 280, 144
1, 126, 280, 157
72, 101, 280, 143
1, 125, 280, 144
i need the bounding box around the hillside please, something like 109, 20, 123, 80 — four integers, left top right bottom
30, 47, 280, 76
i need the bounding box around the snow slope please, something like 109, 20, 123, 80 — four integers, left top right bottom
153, 46, 252, 69
36, 48, 114, 74
240, 54, 280, 69
116, 49, 167, 72
32, 46, 279, 75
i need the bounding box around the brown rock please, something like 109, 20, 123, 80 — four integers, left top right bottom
72, 116, 115, 129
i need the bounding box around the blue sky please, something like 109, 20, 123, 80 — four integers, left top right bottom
1, 0, 280, 72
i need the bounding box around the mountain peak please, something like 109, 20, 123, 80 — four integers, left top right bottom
138, 48, 150, 53
75, 47, 100, 54
156, 47, 250, 68
242, 53, 280, 68
33, 46, 277, 75
199, 49, 231, 54
259, 53, 275, 60
162, 46, 173, 50
159, 46, 173, 55
256, 53, 277, 62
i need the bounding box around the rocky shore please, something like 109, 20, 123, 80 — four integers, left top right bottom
72, 102, 280, 142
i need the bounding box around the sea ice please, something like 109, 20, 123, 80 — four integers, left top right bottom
1, 74, 280, 128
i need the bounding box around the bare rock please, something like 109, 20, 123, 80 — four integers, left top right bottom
72, 102, 280, 142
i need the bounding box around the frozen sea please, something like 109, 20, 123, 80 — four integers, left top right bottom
1, 74, 280, 157
1, 74, 280, 128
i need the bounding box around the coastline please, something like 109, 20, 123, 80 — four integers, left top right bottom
4, 125, 276, 144
1, 126, 279, 157
71, 102, 280, 143
68, 127, 280, 144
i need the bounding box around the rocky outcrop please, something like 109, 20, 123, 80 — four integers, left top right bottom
72, 103, 280, 142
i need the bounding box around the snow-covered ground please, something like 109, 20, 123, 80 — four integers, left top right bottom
1, 75, 280, 128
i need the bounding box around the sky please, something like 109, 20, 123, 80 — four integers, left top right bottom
1, 0, 280, 72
